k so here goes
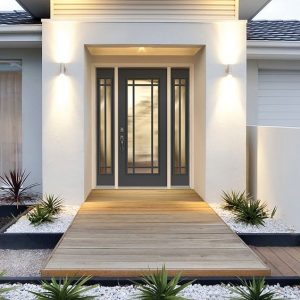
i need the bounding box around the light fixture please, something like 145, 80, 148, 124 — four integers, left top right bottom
60, 63, 66, 75
138, 47, 146, 53
225, 64, 232, 76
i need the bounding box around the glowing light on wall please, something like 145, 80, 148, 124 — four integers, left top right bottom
49, 73, 74, 126
48, 22, 78, 125
216, 76, 242, 117
216, 22, 244, 65
213, 21, 246, 123
51, 22, 77, 64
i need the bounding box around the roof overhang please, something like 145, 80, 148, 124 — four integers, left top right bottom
239, 0, 272, 20
0, 24, 42, 47
247, 40, 300, 60
16, 0, 271, 20
16, 0, 50, 19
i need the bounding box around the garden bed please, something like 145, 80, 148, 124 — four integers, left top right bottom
210, 203, 295, 234
0, 205, 30, 233
0, 282, 300, 299
5, 205, 79, 233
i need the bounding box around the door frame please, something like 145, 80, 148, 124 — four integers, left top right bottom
91, 62, 194, 189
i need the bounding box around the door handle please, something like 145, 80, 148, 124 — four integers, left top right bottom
120, 135, 125, 152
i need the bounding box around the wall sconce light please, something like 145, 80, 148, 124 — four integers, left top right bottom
225, 64, 232, 76
60, 63, 66, 75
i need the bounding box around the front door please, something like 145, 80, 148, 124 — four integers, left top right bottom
118, 69, 167, 186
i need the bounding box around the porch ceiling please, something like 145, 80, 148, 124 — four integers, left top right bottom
87, 46, 202, 56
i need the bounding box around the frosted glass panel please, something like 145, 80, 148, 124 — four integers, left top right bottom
127, 79, 159, 174
99, 79, 112, 175
134, 85, 152, 167
174, 78, 187, 175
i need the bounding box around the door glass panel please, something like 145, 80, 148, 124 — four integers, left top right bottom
127, 85, 134, 169
99, 78, 112, 175
127, 79, 159, 174
174, 78, 187, 175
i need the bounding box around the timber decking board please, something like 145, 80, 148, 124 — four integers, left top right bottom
252, 247, 300, 277
42, 189, 270, 277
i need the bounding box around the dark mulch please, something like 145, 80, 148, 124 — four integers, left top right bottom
0, 216, 14, 229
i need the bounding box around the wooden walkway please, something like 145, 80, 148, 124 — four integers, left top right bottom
252, 247, 300, 277
42, 190, 270, 277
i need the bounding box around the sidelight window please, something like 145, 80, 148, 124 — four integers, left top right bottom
97, 68, 114, 185
171, 69, 189, 185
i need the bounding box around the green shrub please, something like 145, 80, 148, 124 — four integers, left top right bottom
27, 205, 54, 226
135, 265, 193, 300
30, 277, 96, 300
233, 199, 269, 226
0, 170, 38, 207
229, 277, 282, 300
221, 191, 247, 212
221, 190, 277, 226
40, 194, 63, 215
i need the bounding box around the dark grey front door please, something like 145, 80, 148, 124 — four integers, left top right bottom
118, 68, 167, 186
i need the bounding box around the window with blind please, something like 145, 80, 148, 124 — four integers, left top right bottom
0, 61, 22, 176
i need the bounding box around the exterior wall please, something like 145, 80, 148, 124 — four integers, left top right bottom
247, 59, 300, 229
84, 50, 93, 199
51, 0, 238, 21
258, 68, 300, 127
257, 127, 300, 231
194, 49, 206, 197
0, 48, 42, 191
42, 20, 247, 204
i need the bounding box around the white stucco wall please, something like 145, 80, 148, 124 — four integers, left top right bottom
256, 126, 300, 231
0, 48, 42, 191
247, 59, 300, 229
42, 21, 247, 204
194, 49, 206, 197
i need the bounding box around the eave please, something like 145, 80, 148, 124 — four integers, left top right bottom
0, 24, 41, 47
247, 40, 300, 60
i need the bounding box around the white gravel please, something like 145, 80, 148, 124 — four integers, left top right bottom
0, 250, 51, 277
0, 283, 300, 299
210, 203, 296, 233
5, 205, 79, 233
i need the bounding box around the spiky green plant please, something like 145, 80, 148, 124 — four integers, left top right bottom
27, 205, 54, 226
40, 194, 63, 215
0, 271, 14, 300
30, 277, 96, 300
134, 265, 194, 300
0, 170, 38, 207
229, 277, 282, 300
221, 191, 247, 212
233, 198, 269, 226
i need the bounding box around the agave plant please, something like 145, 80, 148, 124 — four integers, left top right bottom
27, 205, 55, 226
0, 170, 38, 207
233, 198, 269, 226
135, 265, 194, 300
229, 277, 282, 300
30, 277, 96, 300
221, 191, 247, 212
40, 194, 63, 215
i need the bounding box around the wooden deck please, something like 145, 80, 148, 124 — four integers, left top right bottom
42, 189, 270, 277
252, 247, 300, 277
